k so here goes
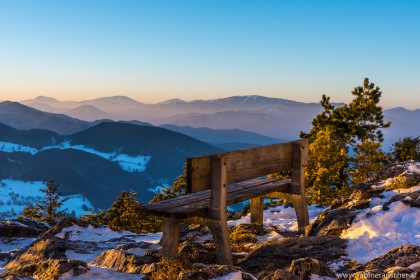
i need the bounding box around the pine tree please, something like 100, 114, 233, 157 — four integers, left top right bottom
351, 140, 386, 186
81, 190, 161, 233
305, 127, 348, 204
20, 179, 68, 224
391, 136, 420, 162
301, 78, 391, 203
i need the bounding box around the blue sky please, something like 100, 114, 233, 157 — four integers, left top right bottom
1, 0, 419, 108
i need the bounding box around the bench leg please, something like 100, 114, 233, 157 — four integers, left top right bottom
250, 197, 264, 225
161, 217, 179, 261
285, 193, 309, 234
207, 219, 233, 265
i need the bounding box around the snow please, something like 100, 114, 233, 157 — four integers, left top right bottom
55, 223, 162, 243
407, 162, 420, 173
0, 140, 151, 173
59, 265, 146, 280
56, 223, 131, 242
0, 180, 94, 219
342, 162, 420, 264
211, 271, 244, 280
255, 230, 283, 243
0, 141, 38, 154
228, 204, 325, 232
342, 200, 420, 264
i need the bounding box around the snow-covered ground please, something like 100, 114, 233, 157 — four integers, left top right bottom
0, 179, 94, 219
228, 204, 326, 232
0, 140, 151, 173
342, 186, 420, 264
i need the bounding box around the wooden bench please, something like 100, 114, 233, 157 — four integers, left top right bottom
138, 139, 309, 265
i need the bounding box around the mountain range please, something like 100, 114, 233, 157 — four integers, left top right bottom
0, 121, 222, 208
1, 95, 420, 210
19, 95, 420, 149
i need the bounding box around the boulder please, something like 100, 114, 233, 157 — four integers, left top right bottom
1, 237, 88, 279
364, 245, 420, 271
239, 235, 346, 276
90, 249, 159, 274
40, 217, 90, 238
177, 241, 217, 264
179, 264, 255, 280
0, 219, 49, 237
288, 258, 336, 280
305, 208, 357, 237
262, 269, 299, 280
383, 190, 420, 210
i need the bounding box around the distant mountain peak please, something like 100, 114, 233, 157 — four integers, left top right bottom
158, 98, 187, 105
92, 96, 140, 104
33, 96, 59, 102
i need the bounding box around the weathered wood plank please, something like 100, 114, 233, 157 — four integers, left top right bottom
187, 139, 305, 193
139, 177, 285, 212
142, 179, 290, 219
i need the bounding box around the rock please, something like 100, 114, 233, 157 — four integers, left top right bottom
364, 245, 420, 271
384, 267, 419, 280
288, 258, 336, 280
1, 237, 88, 279
305, 208, 357, 236
0, 219, 49, 237
177, 241, 217, 264
370, 164, 406, 182
90, 249, 159, 274
262, 269, 299, 280
383, 190, 420, 210
239, 235, 346, 276
40, 217, 90, 238
179, 224, 212, 243
179, 264, 254, 280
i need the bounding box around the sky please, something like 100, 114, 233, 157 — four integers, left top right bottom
0, 0, 419, 109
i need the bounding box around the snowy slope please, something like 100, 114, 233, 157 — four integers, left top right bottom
0, 140, 151, 173
0, 179, 94, 219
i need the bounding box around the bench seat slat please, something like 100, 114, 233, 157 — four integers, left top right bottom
138, 178, 291, 219
140, 177, 281, 212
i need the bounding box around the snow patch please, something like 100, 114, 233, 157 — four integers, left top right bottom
228, 204, 325, 232
0, 180, 94, 219
1, 140, 151, 173
212, 271, 247, 280
55, 223, 162, 243
59, 265, 146, 280
342, 201, 420, 264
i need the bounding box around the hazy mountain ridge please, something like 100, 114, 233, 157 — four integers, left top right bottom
0, 122, 223, 208
0, 101, 90, 135
17, 95, 420, 149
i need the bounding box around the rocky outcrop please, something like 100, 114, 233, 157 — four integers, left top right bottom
262, 269, 300, 280
90, 249, 158, 274
305, 208, 357, 236
178, 264, 255, 280
364, 245, 420, 271
345, 246, 420, 280
383, 190, 420, 210
40, 217, 90, 238
1, 237, 88, 279
289, 258, 336, 280
239, 235, 346, 276
0, 219, 49, 237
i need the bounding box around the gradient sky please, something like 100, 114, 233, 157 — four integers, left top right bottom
1, 0, 419, 108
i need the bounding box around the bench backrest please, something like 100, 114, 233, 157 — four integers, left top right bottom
186, 139, 308, 193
